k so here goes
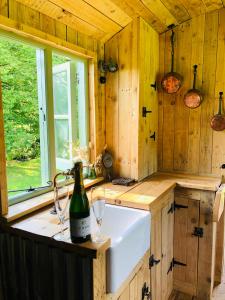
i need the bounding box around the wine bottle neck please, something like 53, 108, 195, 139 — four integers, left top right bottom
74, 169, 84, 192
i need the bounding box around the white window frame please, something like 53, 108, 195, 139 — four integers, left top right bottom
0, 33, 89, 206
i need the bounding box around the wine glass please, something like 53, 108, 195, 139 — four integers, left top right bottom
91, 187, 107, 243
53, 176, 70, 241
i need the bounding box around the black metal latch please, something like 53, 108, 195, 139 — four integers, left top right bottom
167, 258, 187, 274
168, 201, 188, 214
150, 81, 157, 91
192, 227, 204, 238
150, 132, 156, 141
149, 255, 160, 268
142, 282, 151, 300
142, 107, 152, 117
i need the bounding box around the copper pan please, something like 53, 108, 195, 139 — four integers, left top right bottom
161, 25, 183, 94
211, 92, 225, 131
184, 65, 203, 108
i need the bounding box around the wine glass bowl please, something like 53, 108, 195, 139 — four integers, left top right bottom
53, 176, 70, 241
91, 187, 107, 243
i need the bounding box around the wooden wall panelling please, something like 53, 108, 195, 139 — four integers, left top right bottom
173, 20, 192, 171
212, 8, 225, 176
0, 81, 8, 216
173, 197, 199, 296
158, 9, 225, 177
187, 14, 205, 173
129, 18, 139, 180
162, 29, 176, 171
0, 0, 8, 17
157, 33, 165, 170
139, 18, 151, 179
105, 33, 119, 173
105, 19, 139, 179
117, 23, 133, 177
199, 11, 219, 175
145, 20, 159, 176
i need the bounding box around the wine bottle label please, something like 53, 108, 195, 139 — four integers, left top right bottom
70, 216, 90, 238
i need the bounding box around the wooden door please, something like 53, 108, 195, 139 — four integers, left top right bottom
173, 196, 200, 296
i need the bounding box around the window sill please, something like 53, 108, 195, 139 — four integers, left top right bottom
2, 177, 104, 223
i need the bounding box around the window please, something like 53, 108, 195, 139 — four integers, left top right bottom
0, 35, 89, 205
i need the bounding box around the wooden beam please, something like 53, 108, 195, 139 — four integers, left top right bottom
0, 80, 8, 216
15, 0, 105, 39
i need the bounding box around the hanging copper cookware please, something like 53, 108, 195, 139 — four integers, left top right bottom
161, 25, 183, 94
184, 65, 203, 108
211, 92, 225, 131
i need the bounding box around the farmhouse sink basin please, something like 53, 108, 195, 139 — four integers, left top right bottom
91, 204, 151, 293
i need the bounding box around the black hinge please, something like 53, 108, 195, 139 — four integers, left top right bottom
149, 255, 160, 268
142, 282, 151, 300
192, 227, 204, 238
168, 201, 188, 214
150, 132, 156, 141
167, 258, 187, 274
142, 106, 152, 117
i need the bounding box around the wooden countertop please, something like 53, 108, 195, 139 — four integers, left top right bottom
9, 172, 221, 256
104, 172, 221, 210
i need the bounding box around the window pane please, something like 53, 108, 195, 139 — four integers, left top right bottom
55, 119, 70, 159
52, 52, 89, 172
53, 69, 68, 115
0, 37, 44, 199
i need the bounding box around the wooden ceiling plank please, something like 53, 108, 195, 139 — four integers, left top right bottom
50, 0, 122, 34
15, 0, 105, 39
109, 0, 167, 33
83, 0, 132, 27
202, 0, 223, 12
141, 0, 178, 27
179, 0, 206, 17
160, 0, 190, 23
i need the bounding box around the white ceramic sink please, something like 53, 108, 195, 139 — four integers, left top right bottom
91, 204, 151, 294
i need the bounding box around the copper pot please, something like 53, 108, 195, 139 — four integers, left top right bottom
211, 92, 225, 131
184, 65, 203, 108
161, 26, 183, 94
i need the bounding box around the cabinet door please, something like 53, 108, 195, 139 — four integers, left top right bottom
173, 196, 199, 296
161, 197, 174, 300
118, 251, 150, 300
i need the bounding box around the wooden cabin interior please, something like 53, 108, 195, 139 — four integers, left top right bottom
1, 0, 225, 299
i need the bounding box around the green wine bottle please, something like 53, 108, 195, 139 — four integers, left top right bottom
69, 161, 91, 243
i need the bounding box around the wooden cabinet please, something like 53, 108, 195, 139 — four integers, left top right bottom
173, 188, 217, 300
105, 17, 159, 180
150, 191, 174, 300
111, 250, 151, 300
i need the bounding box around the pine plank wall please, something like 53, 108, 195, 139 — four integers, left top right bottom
158, 8, 225, 177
